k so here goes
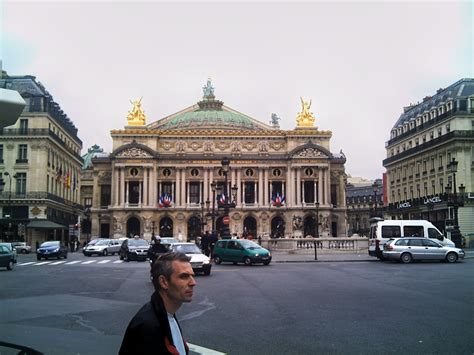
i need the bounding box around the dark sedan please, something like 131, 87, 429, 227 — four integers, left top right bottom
119, 238, 150, 261
36, 241, 68, 260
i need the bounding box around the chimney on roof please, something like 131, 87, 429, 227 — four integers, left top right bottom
403, 103, 415, 113
423, 96, 432, 102
436, 88, 444, 94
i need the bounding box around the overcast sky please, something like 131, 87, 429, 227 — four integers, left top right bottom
1, 1, 472, 179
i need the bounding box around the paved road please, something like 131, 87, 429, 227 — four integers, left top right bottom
1, 252, 473, 354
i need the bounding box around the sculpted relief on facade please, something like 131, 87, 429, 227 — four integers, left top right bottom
294, 148, 328, 159
116, 147, 153, 158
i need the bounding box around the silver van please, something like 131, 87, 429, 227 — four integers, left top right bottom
369, 219, 454, 259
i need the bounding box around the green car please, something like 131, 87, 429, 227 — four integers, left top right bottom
0, 244, 15, 270
213, 239, 272, 266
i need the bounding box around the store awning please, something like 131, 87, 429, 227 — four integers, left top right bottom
27, 220, 68, 230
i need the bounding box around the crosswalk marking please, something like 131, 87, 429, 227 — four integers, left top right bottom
18, 262, 37, 266
65, 261, 82, 265
81, 260, 97, 264
49, 261, 67, 265
98, 260, 111, 264
36, 261, 52, 265
113, 260, 124, 263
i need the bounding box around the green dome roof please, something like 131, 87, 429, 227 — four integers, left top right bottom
160, 107, 259, 131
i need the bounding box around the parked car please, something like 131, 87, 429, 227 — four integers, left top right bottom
383, 237, 465, 264
160, 237, 179, 248
0, 244, 15, 270
369, 219, 454, 260
83, 239, 121, 256
11, 242, 32, 254
0, 242, 17, 263
213, 239, 272, 265
36, 241, 68, 260
170, 242, 212, 275
119, 238, 150, 261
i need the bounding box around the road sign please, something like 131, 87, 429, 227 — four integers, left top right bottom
223, 216, 230, 224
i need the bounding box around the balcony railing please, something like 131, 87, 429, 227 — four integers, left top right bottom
0, 191, 83, 210
385, 107, 474, 147
384, 131, 474, 166
0, 128, 83, 161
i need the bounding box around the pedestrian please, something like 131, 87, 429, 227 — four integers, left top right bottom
201, 231, 210, 256
119, 252, 196, 355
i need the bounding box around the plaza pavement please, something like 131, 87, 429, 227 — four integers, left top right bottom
269, 248, 474, 263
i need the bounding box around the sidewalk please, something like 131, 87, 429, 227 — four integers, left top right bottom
269, 249, 474, 263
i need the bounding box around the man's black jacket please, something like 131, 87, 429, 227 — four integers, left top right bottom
119, 292, 189, 355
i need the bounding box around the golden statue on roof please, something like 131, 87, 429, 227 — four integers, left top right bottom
296, 97, 315, 128
127, 97, 146, 126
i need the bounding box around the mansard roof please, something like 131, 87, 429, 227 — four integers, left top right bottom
393, 78, 474, 129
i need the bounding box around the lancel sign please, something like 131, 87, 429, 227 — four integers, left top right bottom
397, 202, 412, 209
423, 196, 443, 204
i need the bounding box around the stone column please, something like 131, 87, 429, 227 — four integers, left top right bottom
125, 181, 129, 207
181, 168, 186, 207
286, 167, 292, 207
175, 169, 180, 207
264, 168, 269, 206
236, 168, 241, 206
120, 167, 125, 207
324, 168, 330, 206
339, 173, 346, 207
204, 169, 209, 202
318, 168, 323, 204
151, 165, 157, 206
143, 168, 148, 206
258, 168, 263, 207
296, 168, 301, 206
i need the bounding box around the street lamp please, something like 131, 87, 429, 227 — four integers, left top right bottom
314, 201, 320, 260
446, 158, 464, 247
152, 221, 155, 239
220, 157, 238, 239
200, 201, 207, 234
372, 181, 379, 217
3, 172, 17, 241
83, 207, 91, 243
210, 182, 217, 233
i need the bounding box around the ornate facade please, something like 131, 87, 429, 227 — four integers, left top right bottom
81, 81, 347, 241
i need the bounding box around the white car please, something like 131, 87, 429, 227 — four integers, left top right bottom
170, 242, 212, 275
83, 239, 121, 256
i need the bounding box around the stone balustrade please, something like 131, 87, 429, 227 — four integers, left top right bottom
262, 237, 369, 252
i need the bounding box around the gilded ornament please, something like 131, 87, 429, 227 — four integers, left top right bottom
127, 98, 146, 126
296, 97, 316, 128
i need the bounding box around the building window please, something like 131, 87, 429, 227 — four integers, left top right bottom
189, 182, 200, 203
273, 168, 282, 177
100, 185, 111, 207
17, 144, 28, 163
130, 168, 138, 176
84, 198, 92, 207
415, 138, 419, 146
19, 119, 28, 133
429, 131, 434, 139
422, 135, 426, 143
244, 182, 256, 204
303, 181, 315, 203
15, 173, 27, 195
446, 123, 451, 133
437, 127, 442, 137
245, 168, 254, 177
162, 168, 171, 177
0, 144, 3, 163
304, 168, 314, 176
439, 178, 444, 193
190, 168, 199, 177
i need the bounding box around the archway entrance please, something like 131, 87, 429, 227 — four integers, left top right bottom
303, 215, 317, 238
243, 216, 257, 239
159, 217, 173, 238
127, 217, 140, 238
271, 216, 285, 238
187, 216, 201, 242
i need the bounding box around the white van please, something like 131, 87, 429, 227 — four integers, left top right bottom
368, 219, 455, 259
